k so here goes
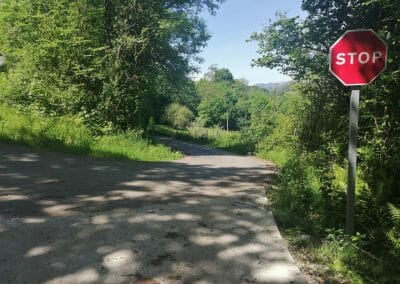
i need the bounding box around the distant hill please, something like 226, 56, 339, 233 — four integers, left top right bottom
253, 81, 292, 92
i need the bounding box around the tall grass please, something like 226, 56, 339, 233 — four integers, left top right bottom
0, 104, 182, 161
155, 124, 249, 154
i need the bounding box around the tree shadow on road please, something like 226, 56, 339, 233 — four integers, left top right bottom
0, 143, 304, 283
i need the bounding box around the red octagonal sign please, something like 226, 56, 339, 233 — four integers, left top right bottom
330, 29, 387, 86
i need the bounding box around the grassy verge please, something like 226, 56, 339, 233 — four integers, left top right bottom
258, 146, 400, 283
154, 124, 249, 154
0, 104, 182, 161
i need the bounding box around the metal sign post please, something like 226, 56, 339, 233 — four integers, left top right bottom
346, 87, 360, 236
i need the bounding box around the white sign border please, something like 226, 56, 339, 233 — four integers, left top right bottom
329, 29, 388, 86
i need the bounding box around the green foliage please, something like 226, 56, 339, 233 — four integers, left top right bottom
196, 67, 274, 131
251, 0, 400, 199
0, 0, 223, 129
309, 228, 400, 283
198, 87, 237, 129
268, 149, 400, 281
255, 87, 303, 161
162, 103, 194, 130
316, 232, 373, 283
250, 13, 310, 79
272, 155, 322, 229
168, 80, 201, 114
0, 103, 182, 161
387, 204, 400, 256
240, 93, 275, 145
204, 65, 234, 84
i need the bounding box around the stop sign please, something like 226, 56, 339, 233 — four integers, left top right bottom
330, 29, 387, 86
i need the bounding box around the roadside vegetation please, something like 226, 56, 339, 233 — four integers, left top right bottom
0, 0, 223, 161
155, 125, 247, 154
247, 2, 400, 282
0, 103, 181, 161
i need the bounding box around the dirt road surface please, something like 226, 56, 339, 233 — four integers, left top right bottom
0, 139, 306, 283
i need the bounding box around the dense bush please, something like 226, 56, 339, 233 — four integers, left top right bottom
162, 103, 194, 130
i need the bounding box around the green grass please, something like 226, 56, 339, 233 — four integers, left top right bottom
257, 146, 295, 166
155, 124, 250, 154
0, 104, 182, 161
259, 144, 400, 283
283, 227, 400, 283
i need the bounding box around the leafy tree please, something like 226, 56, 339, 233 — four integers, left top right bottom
196, 69, 244, 130
204, 65, 234, 84
243, 93, 275, 144
198, 86, 237, 128
0, 0, 224, 130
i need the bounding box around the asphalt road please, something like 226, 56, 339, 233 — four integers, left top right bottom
0, 139, 306, 284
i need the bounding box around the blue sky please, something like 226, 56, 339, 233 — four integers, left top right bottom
196, 0, 305, 85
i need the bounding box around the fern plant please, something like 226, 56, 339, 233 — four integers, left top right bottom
387, 203, 400, 256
